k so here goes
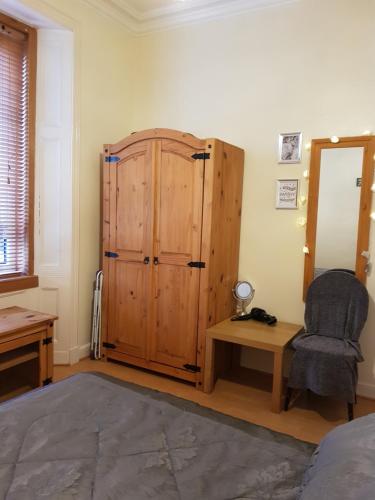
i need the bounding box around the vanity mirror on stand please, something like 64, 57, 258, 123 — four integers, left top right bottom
303, 136, 375, 298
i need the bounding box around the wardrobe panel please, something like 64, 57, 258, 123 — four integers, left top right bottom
196, 140, 244, 387
207, 141, 244, 327
150, 264, 199, 369
112, 141, 153, 262
107, 260, 149, 359
155, 140, 204, 266
116, 156, 146, 253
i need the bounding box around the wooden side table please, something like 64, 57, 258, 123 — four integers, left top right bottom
204, 318, 303, 413
0, 307, 57, 402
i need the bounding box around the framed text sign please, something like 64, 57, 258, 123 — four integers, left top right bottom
276, 179, 299, 209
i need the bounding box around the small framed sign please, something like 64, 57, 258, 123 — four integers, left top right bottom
276, 179, 299, 209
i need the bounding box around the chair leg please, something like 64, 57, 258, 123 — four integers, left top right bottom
284, 387, 292, 411
348, 402, 354, 421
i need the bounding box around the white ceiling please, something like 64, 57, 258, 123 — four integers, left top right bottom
122, 0, 235, 15
0, 0, 62, 28
84, 0, 297, 34
124, 0, 185, 13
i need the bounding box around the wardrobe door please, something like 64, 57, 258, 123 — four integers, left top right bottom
150, 140, 205, 370
107, 141, 153, 359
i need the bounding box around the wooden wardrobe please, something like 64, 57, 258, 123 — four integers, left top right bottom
101, 129, 244, 388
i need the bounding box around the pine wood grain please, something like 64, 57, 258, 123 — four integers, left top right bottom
0, 307, 57, 338
105, 141, 153, 360
109, 128, 206, 155
0, 350, 38, 372
150, 139, 204, 369
103, 129, 244, 385
204, 318, 302, 413
196, 140, 244, 388
206, 318, 302, 352
0, 307, 56, 400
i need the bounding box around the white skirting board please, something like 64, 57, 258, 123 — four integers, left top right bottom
54, 343, 91, 365
54, 344, 375, 398
357, 382, 375, 400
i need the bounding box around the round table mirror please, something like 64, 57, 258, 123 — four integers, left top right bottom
233, 280, 255, 316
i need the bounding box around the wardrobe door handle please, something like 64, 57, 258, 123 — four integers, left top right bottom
144, 256, 150, 264
153, 257, 159, 265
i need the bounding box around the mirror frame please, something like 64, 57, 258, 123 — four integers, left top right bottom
303, 135, 375, 298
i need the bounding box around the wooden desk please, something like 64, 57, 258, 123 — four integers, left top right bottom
204, 318, 303, 413
0, 307, 57, 402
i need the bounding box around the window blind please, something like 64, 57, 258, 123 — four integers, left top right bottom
0, 21, 30, 276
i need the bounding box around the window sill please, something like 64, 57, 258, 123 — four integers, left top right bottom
0, 275, 39, 294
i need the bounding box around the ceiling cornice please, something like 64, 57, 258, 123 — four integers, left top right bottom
82, 0, 298, 35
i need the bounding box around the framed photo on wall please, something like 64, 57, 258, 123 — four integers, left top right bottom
278, 132, 302, 163
276, 179, 299, 209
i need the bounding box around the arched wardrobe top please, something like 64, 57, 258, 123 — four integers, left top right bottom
105, 128, 207, 156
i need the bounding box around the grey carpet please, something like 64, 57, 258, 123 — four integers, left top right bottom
0, 372, 315, 499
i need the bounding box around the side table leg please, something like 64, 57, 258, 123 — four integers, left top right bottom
39, 338, 47, 387
272, 351, 283, 413
203, 336, 215, 393
47, 322, 54, 382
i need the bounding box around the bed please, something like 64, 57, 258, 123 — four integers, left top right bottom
0, 372, 314, 499
299, 411, 375, 499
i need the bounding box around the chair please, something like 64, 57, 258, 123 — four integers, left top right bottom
285, 270, 369, 420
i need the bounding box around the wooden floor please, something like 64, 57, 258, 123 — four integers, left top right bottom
54, 358, 375, 444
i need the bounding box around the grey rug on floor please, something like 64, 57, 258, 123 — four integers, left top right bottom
0, 372, 315, 500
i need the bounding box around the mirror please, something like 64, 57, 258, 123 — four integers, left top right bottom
233, 280, 255, 315
315, 147, 363, 275
303, 136, 375, 298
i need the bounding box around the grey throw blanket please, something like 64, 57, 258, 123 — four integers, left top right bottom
0, 372, 314, 499
288, 271, 369, 403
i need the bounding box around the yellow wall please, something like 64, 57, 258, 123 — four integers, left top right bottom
1, 0, 135, 350
66, 1, 135, 346
131, 0, 375, 394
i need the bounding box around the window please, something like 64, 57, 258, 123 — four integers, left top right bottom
0, 13, 37, 292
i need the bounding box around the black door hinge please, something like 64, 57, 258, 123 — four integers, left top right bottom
191, 152, 210, 160
103, 342, 116, 349
183, 364, 201, 373
42, 377, 53, 386
43, 337, 53, 345
187, 261, 206, 268
105, 156, 120, 163
105, 251, 119, 258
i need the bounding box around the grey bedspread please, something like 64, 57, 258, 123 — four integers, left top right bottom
299, 413, 375, 500
0, 372, 314, 499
